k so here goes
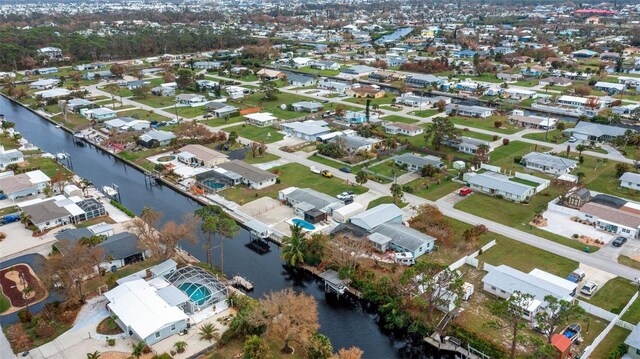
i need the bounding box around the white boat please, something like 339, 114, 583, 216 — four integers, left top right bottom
73, 131, 85, 139
56, 153, 67, 160
102, 186, 118, 197
55, 124, 61, 128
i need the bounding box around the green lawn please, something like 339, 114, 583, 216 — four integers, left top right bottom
23, 156, 72, 177
380, 115, 419, 124
294, 66, 341, 77
117, 109, 171, 122
101, 85, 133, 98
513, 80, 540, 87
129, 96, 175, 108
589, 326, 631, 359
509, 177, 540, 187
449, 116, 521, 134
407, 178, 463, 201
367, 196, 408, 209
621, 298, 640, 324
220, 163, 368, 205
586, 277, 637, 312
164, 105, 208, 119
619, 255, 640, 271
368, 161, 408, 178
0, 136, 20, 150
344, 95, 397, 107
460, 129, 498, 142
454, 186, 600, 252
410, 109, 440, 118
522, 129, 569, 144
488, 140, 551, 171
478, 236, 578, 277
456, 73, 504, 83
51, 113, 90, 130
0, 290, 10, 314
243, 152, 280, 164
227, 92, 315, 120
582, 156, 640, 203
308, 154, 363, 172
223, 124, 284, 143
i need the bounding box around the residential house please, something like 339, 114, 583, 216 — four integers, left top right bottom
281, 120, 332, 141
504, 88, 536, 100
86, 107, 117, 121
369, 71, 404, 83
286, 73, 317, 87
288, 57, 314, 68
395, 93, 451, 108
346, 85, 385, 98
571, 49, 598, 58
623, 323, 640, 359
508, 111, 557, 130
620, 172, 640, 191
83, 70, 115, 81
383, 122, 424, 137
279, 187, 343, 220
35, 67, 59, 75
193, 61, 222, 70
341, 65, 377, 76
574, 195, 640, 238
446, 137, 492, 155
0, 146, 24, 170
465, 171, 537, 202
35, 88, 71, 99
138, 130, 176, 148
338, 110, 373, 124
29, 79, 59, 90
291, 101, 324, 113
104, 117, 151, 132
244, 112, 278, 127
556, 95, 605, 109
37, 47, 63, 60
405, 74, 442, 88
331, 134, 381, 153
393, 153, 443, 171
482, 265, 577, 321
520, 66, 546, 77
310, 60, 340, 71
18, 195, 106, 231
256, 69, 286, 80
445, 104, 495, 118
214, 160, 278, 189
205, 102, 239, 118
177, 144, 227, 167
151, 87, 176, 97
521, 152, 578, 175
594, 81, 625, 94
175, 94, 207, 106
563, 122, 629, 142
126, 80, 150, 90
0, 170, 50, 200
67, 98, 94, 113
539, 77, 573, 87
497, 73, 523, 83
318, 78, 351, 94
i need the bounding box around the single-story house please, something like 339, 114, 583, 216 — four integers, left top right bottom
620, 172, 640, 191
521, 152, 578, 175
35, 88, 71, 99
126, 80, 150, 90
393, 153, 444, 171
347, 85, 385, 98
405, 74, 442, 88
139, 130, 176, 148
67, 98, 94, 112
318, 78, 351, 94
465, 171, 535, 202
244, 112, 278, 127
279, 187, 343, 219
310, 60, 340, 71
18, 195, 106, 231
0, 170, 50, 200
539, 77, 573, 87
215, 160, 278, 189
349, 203, 404, 232
193, 61, 222, 70
29, 79, 59, 90
281, 120, 331, 141
482, 265, 577, 321
594, 81, 625, 94
151, 87, 176, 97
341, 65, 377, 76
177, 144, 227, 167
256, 69, 286, 80
0, 146, 24, 170
331, 134, 381, 153
286, 73, 316, 87
508, 113, 558, 130
291, 101, 324, 113
563, 122, 629, 142
445, 104, 495, 118
623, 322, 640, 359
87, 107, 117, 121
205, 102, 239, 118
497, 73, 523, 83
578, 200, 640, 238
445, 137, 492, 155
383, 122, 424, 137
175, 94, 207, 106
395, 93, 451, 108
104, 117, 151, 132
369, 71, 404, 82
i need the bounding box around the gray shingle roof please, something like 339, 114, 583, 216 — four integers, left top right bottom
217, 160, 277, 183
374, 223, 435, 252
521, 152, 578, 171
467, 172, 533, 197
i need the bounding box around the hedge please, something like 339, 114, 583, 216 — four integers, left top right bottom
110, 200, 135, 218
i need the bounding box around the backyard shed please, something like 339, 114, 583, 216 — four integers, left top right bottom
332, 202, 365, 223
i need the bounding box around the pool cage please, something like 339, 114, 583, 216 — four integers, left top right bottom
165, 266, 227, 314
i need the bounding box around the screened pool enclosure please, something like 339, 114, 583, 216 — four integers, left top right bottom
165, 266, 227, 314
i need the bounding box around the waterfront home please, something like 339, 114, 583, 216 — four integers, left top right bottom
508, 111, 557, 130
0, 170, 50, 200
318, 78, 351, 94
291, 101, 324, 113
346, 85, 385, 98
395, 93, 450, 108
556, 95, 605, 109
35, 88, 72, 99
256, 69, 286, 80
29, 78, 59, 90
67, 98, 94, 112
521, 152, 578, 175
383, 122, 424, 137
504, 88, 536, 100
104, 117, 151, 132
86, 107, 117, 121
369, 70, 405, 82
341, 65, 377, 76
281, 120, 331, 141
482, 265, 577, 321
138, 130, 176, 148
0, 145, 24, 170
279, 187, 344, 220
563, 122, 629, 142
18, 195, 106, 231
193, 61, 223, 70
405, 74, 442, 88
310, 60, 340, 71
445, 104, 495, 118
244, 112, 278, 127
393, 153, 443, 171
215, 160, 278, 189
620, 172, 640, 191
177, 144, 227, 167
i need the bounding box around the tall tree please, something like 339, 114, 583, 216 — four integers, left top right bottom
260, 78, 280, 101
487, 291, 536, 359
281, 224, 306, 267
390, 183, 404, 205
200, 215, 218, 268
216, 217, 240, 273
423, 117, 461, 150
176, 68, 195, 89
534, 295, 585, 344
355, 170, 368, 185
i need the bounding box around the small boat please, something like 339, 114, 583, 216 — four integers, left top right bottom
55, 124, 61, 128
73, 131, 85, 139
102, 186, 118, 197
562, 323, 581, 343
231, 275, 254, 291
56, 153, 67, 160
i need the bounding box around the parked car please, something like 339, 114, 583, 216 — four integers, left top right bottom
459, 188, 473, 196
202, 114, 213, 119
580, 281, 598, 296
566, 269, 586, 283
320, 170, 334, 178
337, 192, 355, 200
568, 136, 578, 143
166, 119, 180, 125
343, 198, 354, 205
320, 99, 330, 103
339, 167, 352, 173
612, 236, 628, 247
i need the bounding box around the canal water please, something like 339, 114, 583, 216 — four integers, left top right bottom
0, 96, 445, 358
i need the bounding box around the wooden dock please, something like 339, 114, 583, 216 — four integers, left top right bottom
231, 275, 254, 291
424, 333, 484, 359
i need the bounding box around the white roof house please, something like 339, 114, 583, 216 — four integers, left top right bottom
349, 204, 404, 231
521, 152, 578, 175
35, 88, 71, 99
620, 172, 640, 191
244, 112, 278, 127
104, 277, 189, 344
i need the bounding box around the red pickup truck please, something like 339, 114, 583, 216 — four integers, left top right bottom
459, 188, 473, 196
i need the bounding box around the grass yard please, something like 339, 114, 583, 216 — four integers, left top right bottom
308, 154, 363, 172
129, 96, 175, 108
488, 140, 551, 170
406, 177, 462, 201
449, 116, 521, 134
589, 326, 631, 359
117, 109, 171, 122
619, 255, 640, 270
380, 115, 419, 124
368, 161, 408, 178
227, 92, 315, 120
367, 196, 408, 209
243, 152, 280, 164
344, 95, 397, 107
460, 129, 498, 141
202, 115, 246, 127
51, 113, 90, 130
410, 109, 440, 118
586, 277, 637, 312
581, 156, 640, 202
513, 80, 540, 87
118, 147, 166, 165
295, 66, 341, 77
454, 185, 600, 252
220, 163, 368, 205
101, 86, 133, 98
0, 135, 20, 150
0, 290, 10, 313
223, 124, 284, 143
621, 297, 640, 324
21, 156, 71, 177
164, 105, 208, 119
509, 177, 540, 187
522, 129, 570, 144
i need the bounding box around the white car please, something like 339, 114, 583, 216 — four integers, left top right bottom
336, 192, 355, 200
581, 281, 598, 296
568, 136, 578, 143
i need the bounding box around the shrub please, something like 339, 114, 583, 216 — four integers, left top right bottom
0, 232, 5, 240
493, 120, 502, 128
110, 200, 135, 218
402, 185, 414, 193
502, 138, 510, 146
35, 324, 55, 339
107, 338, 116, 346
17, 309, 32, 323
513, 156, 522, 163
572, 234, 579, 239
492, 135, 499, 141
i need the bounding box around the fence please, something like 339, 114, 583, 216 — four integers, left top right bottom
514, 172, 550, 192
578, 300, 619, 322
239, 107, 261, 115
448, 240, 497, 271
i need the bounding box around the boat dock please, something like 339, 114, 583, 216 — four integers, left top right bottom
231, 275, 254, 291
424, 333, 488, 359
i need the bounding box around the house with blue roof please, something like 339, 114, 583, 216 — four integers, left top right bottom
453, 50, 477, 58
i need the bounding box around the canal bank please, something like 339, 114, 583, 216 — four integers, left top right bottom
0, 95, 445, 358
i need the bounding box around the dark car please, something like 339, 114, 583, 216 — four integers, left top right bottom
612, 236, 628, 247
343, 198, 354, 205
339, 167, 352, 173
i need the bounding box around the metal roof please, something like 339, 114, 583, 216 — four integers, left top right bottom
375, 223, 435, 252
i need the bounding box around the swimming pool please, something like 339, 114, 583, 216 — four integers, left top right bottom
203, 180, 225, 189
179, 282, 212, 306
292, 218, 316, 230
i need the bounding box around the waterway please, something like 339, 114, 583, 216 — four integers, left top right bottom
0, 96, 445, 358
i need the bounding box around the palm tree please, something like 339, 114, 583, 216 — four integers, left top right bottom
131, 341, 146, 359
86, 351, 100, 359
198, 323, 220, 342
576, 172, 586, 184
174, 341, 188, 354
281, 224, 306, 267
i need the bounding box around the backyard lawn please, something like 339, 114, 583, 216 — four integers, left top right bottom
202, 115, 246, 127
243, 152, 280, 164
308, 154, 364, 173
220, 163, 368, 205
117, 109, 171, 122
406, 177, 462, 201
449, 116, 521, 134
522, 128, 570, 144
227, 92, 313, 120
380, 115, 419, 124
223, 124, 284, 143
586, 277, 637, 312
21, 156, 72, 178
51, 113, 90, 130
164, 105, 208, 119
589, 326, 630, 359
129, 96, 175, 108
410, 109, 440, 118
488, 140, 551, 170
368, 161, 408, 178
367, 196, 408, 209
621, 297, 640, 324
